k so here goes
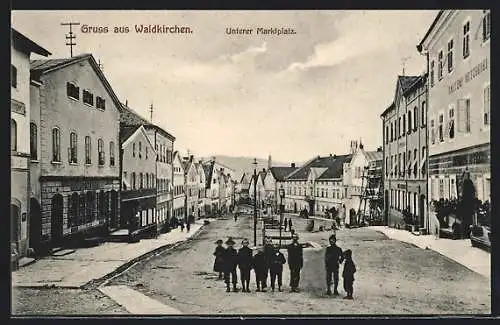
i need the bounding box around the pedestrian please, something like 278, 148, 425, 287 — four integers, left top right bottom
324, 234, 344, 296
252, 246, 267, 292
213, 239, 225, 280
186, 217, 191, 232
287, 233, 303, 292
283, 217, 288, 231
288, 218, 293, 232
180, 219, 185, 232
342, 249, 356, 300
234, 213, 238, 222
262, 236, 274, 290
223, 237, 238, 292
269, 244, 286, 292
237, 238, 253, 293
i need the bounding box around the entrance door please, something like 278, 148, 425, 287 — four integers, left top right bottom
110, 190, 118, 228
29, 198, 42, 250
51, 194, 64, 246
11, 203, 20, 248
419, 195, 426, 228
308, 200, 315, 216
293, 202, 297, 213
384, 190, 389, 226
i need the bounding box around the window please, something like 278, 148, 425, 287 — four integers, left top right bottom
465, 99, 471, 132
146, 147, 148, 159
402, 114, 406, 135
447, 39, 454, 72
483, 10, 491, 42
83, 90, 94, 106
484, 85, 490, 125
407, 110, 412, 134
132, 143, 136, 157
109, 141, 115, 166
448, 108, 455, 139
30, 123, 37, 160
385, 157, 388, 177
96, 96, 106, 110
398, 117, 401, 138
11, 119, 17, 151
430, 61, 435, 87
67, 82, 80, 100
69, 132, 78, 163
430, 119, 436, 145
84, 136, 91, 164
11, 65, 17, 88
52, 127, 61, 162
98, 138, 105, 165
458, 99, 471, 133
131, 172, 136, 189
413, 106, 418, 131
463, 21, 470, 58
421, 101, 426, 127
385, 126, 389, 144
390, 123, 394, 141
438, 50, 443, 80
439, 179, 445, 199
438, 113, 444, 142
139, 142, 142, 159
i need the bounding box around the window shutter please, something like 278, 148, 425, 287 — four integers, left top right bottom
457, 99, 466, 132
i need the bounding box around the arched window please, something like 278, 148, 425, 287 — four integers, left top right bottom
109, 141, 115, 166
132, 143, 136, 157
69, 132, 78, 163
131, 172, 136, 189
138, 142, 142, 158
413, 106, 418, 130
30, 122, 37, 159
11, 119, 17, 151
85, 136, 92, 164
408, 110, 412, 134
52, 127, 61, 162
140, 173, 143, 189
98, 138, 104, 165
69, 193, 79, 227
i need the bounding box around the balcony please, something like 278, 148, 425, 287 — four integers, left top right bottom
121, 188, 156, 201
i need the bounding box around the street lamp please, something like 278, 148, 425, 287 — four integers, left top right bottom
279, 185, 285, 248
252, 158, 258, 247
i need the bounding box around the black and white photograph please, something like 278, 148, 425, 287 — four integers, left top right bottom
10, 9, 492, 316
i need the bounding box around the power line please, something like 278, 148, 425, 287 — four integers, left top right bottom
61, 22, 80, 57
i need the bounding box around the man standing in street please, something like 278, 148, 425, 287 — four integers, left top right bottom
223, 237, 239, 292
262, 236, 274, 291
324, 234, 344, 296
287, 233, 303, 292
288, 218, 293, 232
237, 238, 253, 292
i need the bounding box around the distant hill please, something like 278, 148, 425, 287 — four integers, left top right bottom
201, 155, 295, 182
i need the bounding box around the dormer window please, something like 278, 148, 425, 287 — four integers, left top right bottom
96, 96, 106, 110
67, 82, 80, 100
83, 90, 94, 106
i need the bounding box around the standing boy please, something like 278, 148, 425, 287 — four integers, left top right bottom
252, 246, 267, 292
342, 249, 356, 299
269, 244, 286, 292
287, 233, 303, 292
238, 238, 253, 292
262, 237, 274, 290
223, 237, 238, 292
324, 234, 343, 296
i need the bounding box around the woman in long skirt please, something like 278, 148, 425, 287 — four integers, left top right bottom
213, 239, 225, 280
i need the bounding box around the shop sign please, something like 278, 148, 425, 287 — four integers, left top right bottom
448, 57, 488, 95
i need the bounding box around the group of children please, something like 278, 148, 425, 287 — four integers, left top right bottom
213, 233, 356, 299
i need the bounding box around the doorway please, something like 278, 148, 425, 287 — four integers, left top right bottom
419, 195, 426, 228
11, 203, 21, 248
29, 198, 42, 250
384, 190, 389, 226
51, 194, 64, 246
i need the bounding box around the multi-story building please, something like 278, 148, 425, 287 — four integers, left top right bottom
195, 161, 207, 218
30, 53, 122, 252
343, 142, 383, 225
11, 28, 50, 258
202, 160, 219, 215
249, 169, 266, 209
236, 172, 251, 201
284, 155, 352, 217
418, 10, 490, 225
183, 155, 199, 218
119, 124, 157, 231
381, 74, 429, 229
119, 103, 175, 232
172, 151, 186, 219
265, 163, 298, 212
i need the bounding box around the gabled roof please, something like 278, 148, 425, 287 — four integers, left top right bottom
417, 10, 445, 51
30, 53, 123, 112
380, 102, 395, 118
120, 124, 155, 152
287, 155, 352, 180
119, 124, 141, 145
398, 75, 421, 94
269, 166, 297, 181
203, 160, 215, 188
365, 150, 383, 163
119, 103, 176, 141
12, 28, 51, 56
317, 155, 352, 180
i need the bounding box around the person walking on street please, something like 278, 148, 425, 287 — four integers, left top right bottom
342, 249, 356, 300
213, 239, 225, 280
186, 216, 191, 232
262, 237, 274, 290
237, 238, 253, 292
252, 246, 267, 292
269, 244, 286, 292
283, 217, 288, 231
234, 213, 238, 222
180, 218, 185, 232
287, 233, 303, 292
325, 234, 344, 296
223, 237, 239, 292
288, 218, 293, 232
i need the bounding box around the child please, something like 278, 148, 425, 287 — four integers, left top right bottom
223, 237, 239, 292
324, 234, 343, 295
213, 239, 225, 280
237, 238, 253, 292
252, 246, 267, 292
342, 249, 356, 300
269, 244, 287, 292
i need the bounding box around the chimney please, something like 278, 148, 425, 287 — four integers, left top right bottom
262, 168, 266, 173
268, 155, 272, 169
190, 155, 194, 161
291, 163, 296, 168
125, 99, 128, 106
377, 146, 382, 152
333, 154, 337, 158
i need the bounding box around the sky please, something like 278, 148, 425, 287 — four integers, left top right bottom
12, 10, 438, 163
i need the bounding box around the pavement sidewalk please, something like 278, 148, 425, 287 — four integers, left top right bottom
369, 226, 490, 279
12, 220, 208, 289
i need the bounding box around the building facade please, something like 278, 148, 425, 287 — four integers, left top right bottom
172, 151, 186, 219
11, 29, 50, 258
418, 10, 490, 213
119, 125, 157, 231
267, 165, 298, 212
381, 75, 429, 229
196, 162, 207, 218
183, 155, 199, 218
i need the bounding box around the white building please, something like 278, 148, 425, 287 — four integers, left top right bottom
172, 151, 186, 219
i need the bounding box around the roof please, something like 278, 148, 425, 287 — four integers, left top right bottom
119, 103, 176, 141
30, 53, 123, 112
270, 166, 297, 181
403, 73, 427, 96
12, 28, 51, 56
365, 150, 383, 162
398, 75, 420, 93
380, 102, 395, 117
203, 161, 215, 188
287, 155, 352, 180
119, 124, 141, 145
417, 10, 445, 51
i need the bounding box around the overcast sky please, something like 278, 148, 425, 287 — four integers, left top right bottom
12, 10, 438, 163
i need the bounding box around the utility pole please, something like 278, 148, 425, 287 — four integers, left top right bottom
253, 158, 258, 247
61, 22, 80, 57
149, 102, 154, 123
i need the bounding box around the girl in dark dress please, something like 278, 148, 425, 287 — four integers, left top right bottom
213, 239, 225, 280
342, 249, 356, 300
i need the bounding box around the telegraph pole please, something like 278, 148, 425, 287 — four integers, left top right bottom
253, 158, 258, 247
61, 22, 80, 57
149, 102, 154, 123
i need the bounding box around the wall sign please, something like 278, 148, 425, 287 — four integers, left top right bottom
448, 58, 488, 95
